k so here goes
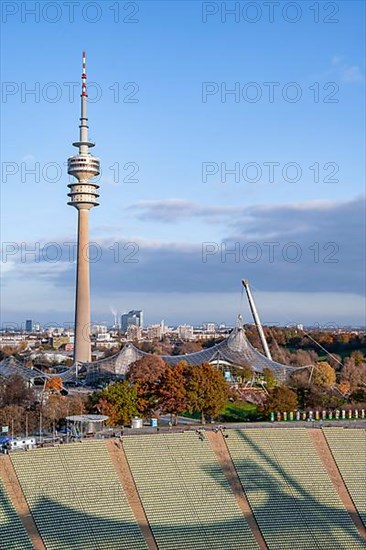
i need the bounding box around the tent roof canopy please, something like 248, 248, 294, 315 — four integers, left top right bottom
82, 326, 306, 381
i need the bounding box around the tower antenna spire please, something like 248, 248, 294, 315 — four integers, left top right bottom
82, 50, 87, 97
79, 51, 88, 152
72, 50, 95, 155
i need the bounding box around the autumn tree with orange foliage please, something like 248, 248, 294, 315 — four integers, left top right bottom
127, 355, 165, 416
338, 381, 351, 397
158, 362, 187, 424
45, 377, 63, 393
262, 386, 298, 415
312, 361, 336, 388
96, 398, 120, 426
185, 362, 228, 423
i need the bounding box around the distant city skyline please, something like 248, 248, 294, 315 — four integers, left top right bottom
4, 316, 365, 333
1, 1, 365, 327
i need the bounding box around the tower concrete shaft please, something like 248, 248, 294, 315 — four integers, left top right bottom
74, 209, 91, 362
67, 52, 100, 363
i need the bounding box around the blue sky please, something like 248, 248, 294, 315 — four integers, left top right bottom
1, 0, 365, 327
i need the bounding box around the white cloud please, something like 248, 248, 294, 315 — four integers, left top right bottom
329, 56, 364, 83
129, 199, 243, 223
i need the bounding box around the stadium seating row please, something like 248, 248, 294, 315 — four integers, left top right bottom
123, 432, 259, 549
0, 479, 34, 550
3, 428, 366, 550
324, 428, 366, 528
225, 428, 365, 550
11, 440, 147, 550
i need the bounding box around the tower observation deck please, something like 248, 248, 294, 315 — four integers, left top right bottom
68, 52, 100, 363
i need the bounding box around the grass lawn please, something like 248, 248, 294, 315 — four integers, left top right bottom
219, 401, 259, 422
182, 400, 260, 422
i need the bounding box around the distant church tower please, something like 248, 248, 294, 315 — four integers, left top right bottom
67, 52, 100, 363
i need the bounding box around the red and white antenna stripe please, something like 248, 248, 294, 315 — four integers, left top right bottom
81, 51, 87, 97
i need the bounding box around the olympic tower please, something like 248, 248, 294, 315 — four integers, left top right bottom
67, 52, 100, 363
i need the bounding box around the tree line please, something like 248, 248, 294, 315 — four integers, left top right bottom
88, 356, 228, 425
0, 375, 85, 435
1, 348, 365, 433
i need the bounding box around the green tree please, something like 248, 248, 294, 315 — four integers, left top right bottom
185, 363, 228, 423
95, 381, 138, 426
158, 362, 187, 424
262, 368, 276, 389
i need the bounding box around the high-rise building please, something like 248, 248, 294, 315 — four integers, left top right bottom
203, 322, 216, 333
178, 325, 194, 340
25, 320, 33, 332
121, 310, 143, 333
147, 321, 165, 340
67, 52, 100, 363
126, 324, 142, 341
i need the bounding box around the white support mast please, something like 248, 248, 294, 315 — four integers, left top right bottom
241, 279, 272, 360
